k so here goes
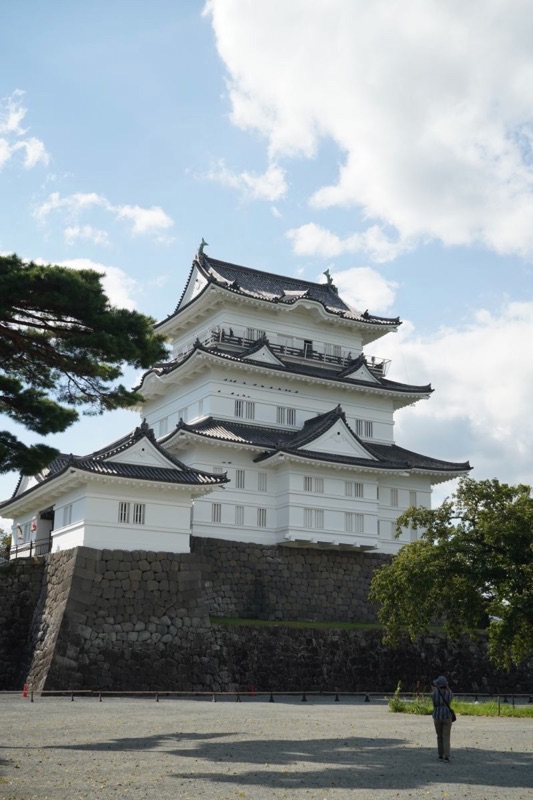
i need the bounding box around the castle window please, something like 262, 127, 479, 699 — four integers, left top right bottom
257, 507, 267, 527
409, 490, 417, 507
277, 406, 296, 426
304, 476, 324, 493
211, 503, 222, 523
212, 466, 224, 474
345, 481, 364, 498
391, 489, 399, 507
133, 503, 145, 525
235, 505, 244, 525
355, 419, 373, 438
236, 469, 246, 489
325, 343, 342, 358
246, 327, 265, 341
63, 504, 72, 527
304, 508, 324, 529
258, 472, 268, 492
158, 417, 168, 436
235, 400, 255, 419
118, 502, 130, 524
345, 512, 364, 533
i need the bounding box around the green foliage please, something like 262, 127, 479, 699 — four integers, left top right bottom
0, 528, 10, 561
369, 478, 533, 669
0, 254, 167, 474
388, 682, 432, 714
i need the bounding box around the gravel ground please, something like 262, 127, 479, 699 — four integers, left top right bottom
1, 694, 532, 800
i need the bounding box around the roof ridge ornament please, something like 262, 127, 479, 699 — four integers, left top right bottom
198, 237, 209, 256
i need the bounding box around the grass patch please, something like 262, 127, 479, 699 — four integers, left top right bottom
388, 684, 533, 717
210, 616, 382, 631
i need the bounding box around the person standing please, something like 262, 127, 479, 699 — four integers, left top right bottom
432, 675, 454, 761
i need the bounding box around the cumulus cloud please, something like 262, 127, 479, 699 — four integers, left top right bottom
206, 0, 533, 260
34, 191, 174, 243
287, 222, 412, 262
204, 159, 288, 201
371, 300, 533, 487
320, 265, 399, 314
0, 90, 49, 170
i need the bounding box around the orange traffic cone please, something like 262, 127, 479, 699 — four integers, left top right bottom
22, 683, 28, 698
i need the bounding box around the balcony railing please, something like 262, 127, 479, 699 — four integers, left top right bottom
7, 536, 52, 561
176, 330, 390, 375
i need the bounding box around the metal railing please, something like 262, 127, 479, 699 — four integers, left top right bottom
7, 536, 51, 561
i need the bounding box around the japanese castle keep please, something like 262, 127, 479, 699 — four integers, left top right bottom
3, 248, 471, 557
10, 251, 530, 696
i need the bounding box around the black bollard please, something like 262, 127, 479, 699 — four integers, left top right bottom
236, 692, 241, 702
30, 691, 34, 703
156, 692, 159, 703
301, 692, 307, 702
269, 692, 275, 703
335, 693, 340, 702
364, 694, 370, 703
71, 691, 74, 702
99, 692, 102, 702
212, 692, 217, 702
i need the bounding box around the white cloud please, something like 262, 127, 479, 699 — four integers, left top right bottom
0, 90, 49, 170
373, 300, 533, 487
287, 222, 411, 262
64, 225, 110, 246
114, 204, 174, 236
204, 159, 287, 201
326, 266, 399, 313
34, 191, 175, 243
206, 0, 533, 260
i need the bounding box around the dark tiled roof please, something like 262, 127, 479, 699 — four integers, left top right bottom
163, 253, 401, 326
166, 413, 471, 474
165, 417, 288, 448
142, 340, 431, 396
1, 421, 227, 510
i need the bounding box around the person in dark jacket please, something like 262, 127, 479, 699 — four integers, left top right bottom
432, 675, 454, 761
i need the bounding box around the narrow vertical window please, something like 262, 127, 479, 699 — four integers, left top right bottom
364, 420, 373, 438
391, 489, 399, 507
245, 401, 255, 419
118, 502, 130, 524
257, 508, 267, 527
235, 399, 244, 418
345, 481, 364, 498
409, 490, 417, 507
276, 406, 286, 425
304, 476, 313, 492
63, 504, 72, 526
158, 417, 168, 436
213, 466, 224, 474
287, 408, 296, 426
314, 477, 324, 494
304, 508, 313, 528
315, 509, 324, 529
355, 419, 364, 437
211, 503, 222, 523
345, 512, 364, 533
258, 472, 268, 492
133, 503, 145, 525
235, 505, 244, 526
236, 469, 246, 489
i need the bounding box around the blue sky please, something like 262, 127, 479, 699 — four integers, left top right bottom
2, 0, 533, 521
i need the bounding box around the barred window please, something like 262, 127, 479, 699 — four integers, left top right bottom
277, 406, 297, 426
257, 508, 267, 527
258, 472, 268, 492
235, 399, 244, 418
118, 502, 130, 524
303, 508, 324, 529
236, 469, 246, 489
409, 490, 417, 507
212, 466, 224, 474
212, 503, 222, 523
235, 505, 244, 525
345, 481, 364, 498
345, 512, 364, 533
158, 417, 168, 436
304, 476, 323, 493
355, 419, 373, 438
391, 489, 399, 507
245, 401, 255, 420
133, 503, 145, 525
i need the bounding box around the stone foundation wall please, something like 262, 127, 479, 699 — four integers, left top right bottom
1, 540, 531, 694
0, 560, 44, 690
192, 537, 389, 622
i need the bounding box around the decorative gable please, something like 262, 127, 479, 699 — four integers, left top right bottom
342, 363, 380, 383
105, 437, 176, 468
242, 344, 286, 366
178, 265, 209, 309
299, 418, 377, 459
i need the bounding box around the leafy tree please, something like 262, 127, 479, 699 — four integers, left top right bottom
0, 254, 167, 474
369, 478, 533, 668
